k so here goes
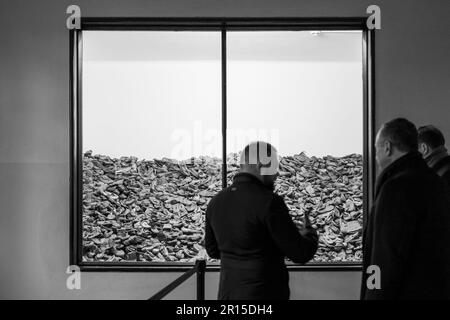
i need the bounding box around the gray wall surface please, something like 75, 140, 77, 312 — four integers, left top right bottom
1, 0, 449, 299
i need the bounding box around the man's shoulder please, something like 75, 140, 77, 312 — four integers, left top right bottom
380, 163, 445, 203
434, 155, 450, 168
207, 183, 279, 209
382, 170, 416, 190
434, 155, 450, 174
207, 186, 230, 207
221, 181, 275, 196
387, 163, 437, 187
269, 192, 285, 205
443, 169, 450, 183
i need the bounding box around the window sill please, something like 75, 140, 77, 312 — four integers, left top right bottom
76, 261, 362, 272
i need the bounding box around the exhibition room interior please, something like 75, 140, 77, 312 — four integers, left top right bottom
0, 0, 449, 300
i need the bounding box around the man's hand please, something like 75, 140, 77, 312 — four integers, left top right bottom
296, 211, 317, 239
294, 211, 314, 234
303, 211, 313, 228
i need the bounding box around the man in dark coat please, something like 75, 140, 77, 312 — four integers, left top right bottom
418, 125, 450, 187
361, 118, 450, 300
205, 141, 318, 300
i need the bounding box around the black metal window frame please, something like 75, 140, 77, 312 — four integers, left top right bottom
70, 17, 375, 272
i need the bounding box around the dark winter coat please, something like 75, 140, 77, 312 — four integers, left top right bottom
205, 172, 318, 300
430, 155, 450, 188
361, 152, 450, 300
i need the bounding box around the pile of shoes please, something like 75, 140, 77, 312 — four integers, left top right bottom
82, 150, 362, 263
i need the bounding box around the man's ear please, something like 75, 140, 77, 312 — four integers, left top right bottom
384, 140, 392, 156
419, 142, 428, 156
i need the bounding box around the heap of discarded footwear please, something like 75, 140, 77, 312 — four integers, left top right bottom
82, 150, 362, 263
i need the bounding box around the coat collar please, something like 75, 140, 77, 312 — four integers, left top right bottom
375, 151, 427, 196
232, 172, 267, 187
424, 145, 449, 169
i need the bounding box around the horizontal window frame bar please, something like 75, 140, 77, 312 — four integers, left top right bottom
77, 261, 363, 272
81, 17, 368, 31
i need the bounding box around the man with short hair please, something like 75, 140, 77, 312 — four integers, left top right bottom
205, 141, 318, 300
361, 118, 450, 299
418, 125, 450, 186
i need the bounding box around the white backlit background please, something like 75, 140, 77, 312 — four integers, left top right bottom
82, 31, 363, 159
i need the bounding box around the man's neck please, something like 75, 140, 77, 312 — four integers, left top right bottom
239, 168, 263, 183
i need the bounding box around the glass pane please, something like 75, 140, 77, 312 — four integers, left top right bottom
82, 31, 221, 263
227, 31, 363, 263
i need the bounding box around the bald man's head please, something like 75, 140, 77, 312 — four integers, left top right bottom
375, 118, 418, 171
239, 141, 280, 189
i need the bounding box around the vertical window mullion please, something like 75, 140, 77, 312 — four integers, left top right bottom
77, 29, 84, 265
221, 29, 227, 189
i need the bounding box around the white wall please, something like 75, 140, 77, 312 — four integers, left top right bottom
82, 31, 362, 160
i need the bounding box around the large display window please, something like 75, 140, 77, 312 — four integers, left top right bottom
70, 18, 374, 271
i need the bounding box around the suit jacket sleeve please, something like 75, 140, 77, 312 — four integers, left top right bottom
205, 200, 220, 259
365, 180, 419, 300
264, 194, 318, 263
